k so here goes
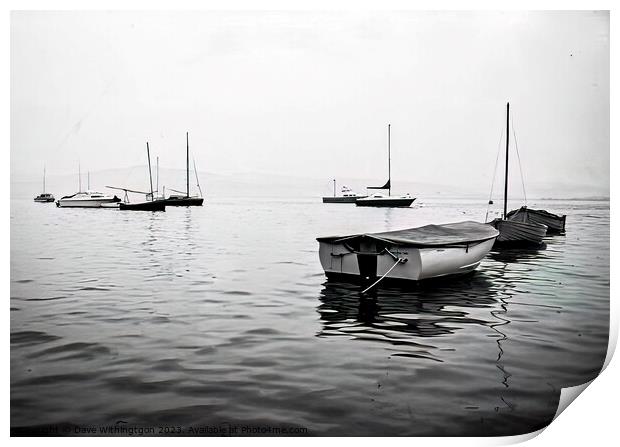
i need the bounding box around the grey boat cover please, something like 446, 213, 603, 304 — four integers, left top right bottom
317, 221, 499, 247
507, 206, 566, 220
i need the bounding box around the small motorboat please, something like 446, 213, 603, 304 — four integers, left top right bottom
506, 206, 566, 234
356, 193, 415, 207
317, 221, 499, 287
34, 193, 55, 203
356, 124, 415, 208
34, 166, 55, 202
322, 181, 367, 203
57, 191, 121, 208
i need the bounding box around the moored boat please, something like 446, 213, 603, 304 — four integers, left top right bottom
57, 191, 121, 208
355, 124, 416, 208
163, 195, 204, 206
162, 132, 204, 207
317, 221, 499, 286
34, 193, 55, 203
356, 193, 415, 207
490, 218, 547, 246
119, 200, 165, 211
506, 206, 566, 234
34, 166, 55, 202
323, 182, 367, 203
115, 142, 165, 212
487, 103, 546, 247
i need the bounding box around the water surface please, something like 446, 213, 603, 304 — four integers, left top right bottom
11, 197, 609, 436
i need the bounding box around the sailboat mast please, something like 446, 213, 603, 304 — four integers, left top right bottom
147, 142, 154, 201
43, 166, 46, 193
333, 179, 336, 197
503, 102, 510, 219
186, 132, 190, 198
88, 171, 90, 190
388, 124, 391, 197
78, 162, 82, 192
156, 156, 159, 197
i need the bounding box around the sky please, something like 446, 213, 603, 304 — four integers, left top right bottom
10, 11, 609, 195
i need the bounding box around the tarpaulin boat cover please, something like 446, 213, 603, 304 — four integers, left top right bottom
317, 221, 499, 247
507, 206, 565, 220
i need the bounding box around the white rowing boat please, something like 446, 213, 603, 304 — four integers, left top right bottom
317, 221, 499, 285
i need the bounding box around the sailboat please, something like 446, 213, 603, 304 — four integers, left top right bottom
163, 132, 204, 206
489, 103, 547, 246
115, 142, 165, 211
34, 166, 55, 202
57, 164, 121, 208
322, 179, 367, 203
506, 207, 566, 234
355, 124, 415, 207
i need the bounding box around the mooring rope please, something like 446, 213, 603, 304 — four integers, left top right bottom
361, 256, 406, 294
510, 115, 528, 206
485, 127, 504, 223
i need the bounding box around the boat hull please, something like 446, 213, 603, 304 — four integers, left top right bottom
322, 196, 366, 203
119, 201, 166, 211
34, 197, 55, 203
506, 207, 566, 234
57, 198, 120, 208
318, 237, 496, 283
490, 219, 547, 247
355, 197, 416, 207
163, 197, 204, 206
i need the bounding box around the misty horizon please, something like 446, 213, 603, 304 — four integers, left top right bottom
11, 11, 609, 197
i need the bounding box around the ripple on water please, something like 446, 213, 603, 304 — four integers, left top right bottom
10, 198, 609, 435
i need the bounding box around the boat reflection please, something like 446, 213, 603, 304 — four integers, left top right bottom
317, 273, 503, 348
488, 243, 548, 264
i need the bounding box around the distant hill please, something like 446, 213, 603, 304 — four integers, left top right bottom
10, 167, 608, 201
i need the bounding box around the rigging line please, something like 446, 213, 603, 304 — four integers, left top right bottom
485, 127, 504, 223
510, 114, 527, 206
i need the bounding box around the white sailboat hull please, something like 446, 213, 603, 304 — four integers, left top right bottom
56, 192, 121, 208
57, 199, 119, 208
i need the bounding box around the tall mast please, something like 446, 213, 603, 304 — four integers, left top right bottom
43, 165, 46, 193
87, 171, 90, 190
186, 131, 190, 198
78, 162, 82, 192
147, 142, 154, 201
156, 156, 159, 197
333, 179, 336, 197
503, 102, 510, 219
388, 124, 391, 197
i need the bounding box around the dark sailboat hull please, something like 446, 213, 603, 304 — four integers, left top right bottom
356, 197, 415, 207
506, 207, 566, 234
163, 197, 204, 206
322, 196, 366, 203
119, 201, 166, 211
490, 219, 547, 247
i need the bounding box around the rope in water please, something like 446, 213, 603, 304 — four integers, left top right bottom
485, 127, 504, 223
361, 256, 406, 294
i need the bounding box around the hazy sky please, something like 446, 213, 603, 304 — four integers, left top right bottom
11, 11, 609, 192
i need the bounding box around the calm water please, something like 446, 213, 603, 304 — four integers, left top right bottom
10, 197, 609, 436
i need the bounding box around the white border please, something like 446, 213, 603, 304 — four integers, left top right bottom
4, 1, 616, 445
